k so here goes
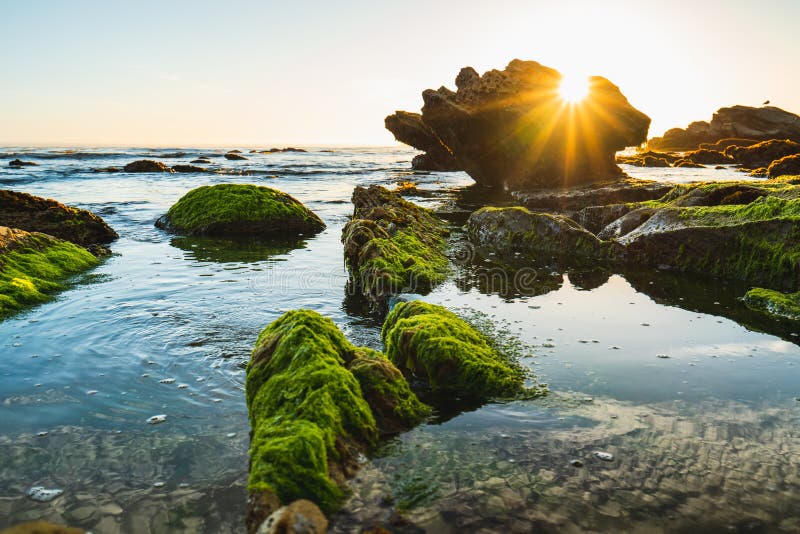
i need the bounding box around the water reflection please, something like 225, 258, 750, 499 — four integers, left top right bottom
170, 235, 306, 264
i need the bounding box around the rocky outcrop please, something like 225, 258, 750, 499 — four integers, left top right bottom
245, 310, 429, 533
648, 106, 800, 151
0, 226, 101, 320
768, 153, 800, 178
682, 149, 733, 165
727, 139, 800, 168
0, 189, 118, 247
384, 111, 459, 171
122, 160, 172, 172
171, 164, 206, 173
8, 159, 37, 167
388, 59, 650, 189
252, 147, 308, 154
511, 178, 672, 213
225, 152, 248, 160
155, 184, 325, 237
342, 186, 448, 314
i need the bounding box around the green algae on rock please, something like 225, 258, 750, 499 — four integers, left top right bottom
743, 288, 800, 321
155, 184, 325, 238
0, 189, 118, 247
381, 301, 530, 400
342, 185, 448, 314
245, 309, 429, 531
0, 226, 100, 320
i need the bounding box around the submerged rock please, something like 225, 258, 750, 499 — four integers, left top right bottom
743, 288, 800, 321
342, 185, 448, 314
122, 160, 172, 173
8, 159, 37, 167
171, 164, 206, 173
381, 300, 532, 399
0, 189, 118, 247
155, 184, 325, 238
648, 106, 800, 151
384, 111, 459, 171
224, 152, 248, 160
0, 226, 101, 320
245, 310, 428, 532
390, 59, 650, 189
0, 521, 84, 534
26, 486, 64, 502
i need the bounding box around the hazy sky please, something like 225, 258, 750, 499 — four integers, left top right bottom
2, 0, 798, 146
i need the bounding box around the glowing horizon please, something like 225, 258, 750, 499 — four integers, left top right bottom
2, 0, 798, 147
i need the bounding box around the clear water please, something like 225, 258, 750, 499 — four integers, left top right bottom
0, 148, 798, 533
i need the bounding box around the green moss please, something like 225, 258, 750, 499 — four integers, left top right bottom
0, 232, 99, 319
246, 309, 429, 512
381, 301, 527, 399
679, 196, 800, 225
160, 184, 324, 236
743, 288, 800, 321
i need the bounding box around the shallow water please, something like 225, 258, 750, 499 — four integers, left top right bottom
0, 148, 798, 533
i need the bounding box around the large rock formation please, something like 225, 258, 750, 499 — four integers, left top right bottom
384, 111, 459, 171
649, 106, 800, 151
386, 59, 651, 189
0, 189, 118, 247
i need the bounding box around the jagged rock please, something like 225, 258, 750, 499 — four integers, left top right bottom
384, 111, 459, 171
391, 59, 650, 189
768, 153, 800, 178
0, 189, 118, 246
725, 139, 800, 168
123, 160, 172, 172
649, 106, 800, 151
8, 159, 37, 167
155, 184, 325, 237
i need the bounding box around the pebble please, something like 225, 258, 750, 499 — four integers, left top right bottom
153, 482, 165, 488
570, 459, 584, 467
146, 414, 167, 424
656, 354, 670, 359
86, 390, 98, 395
178, 384, 189, 389
226, 432, 237, 438
593, 451, 614, 462
159, 378, 175, 384
641, 323, 650, 327
27, 486, 63, 502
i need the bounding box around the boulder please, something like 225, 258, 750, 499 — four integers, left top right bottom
390, 59, 650, 189
0, 226, 101, 320
342, 186, 448, 313
381, 300, 533, 399
0, 189, 118, 247
511, 178, 672, 212
725, 139, 800, 168
682, 149, 733, 165
171, 164, 206, 173
384, 111, 459, 171
8, 159, 37, 167
122, 160, 172, 172
616, 151, 681, 166
767, 153, 800, 178
649, 106, 800, 151
155, 184, 325, 237
673, 160, 706, 168
225, 152, 248, 160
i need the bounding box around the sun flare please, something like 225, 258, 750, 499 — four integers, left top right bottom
559, 73, 589, 103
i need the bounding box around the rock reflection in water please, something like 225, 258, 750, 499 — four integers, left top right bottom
332, 394, 800, 533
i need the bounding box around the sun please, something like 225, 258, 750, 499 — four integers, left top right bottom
559, 73, 589, 103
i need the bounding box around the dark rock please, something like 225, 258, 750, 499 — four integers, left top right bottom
171, 164, 206, 173
190, 158, 211, 164
573, 204, 636, 234
384, 111, 459, 171
9, 159, 37, 167
767, 153, 800, 178
256, 499, 328, 534
0, 189, 118, 246
673, 160, 706, 168
0, 521, 85, 534
699, 137, 761, 151
254, 147, 308, 154
123, 160, 172, 173
649, 106, 800, 151
392, 59, 650, 189
682, 149, 733, 165
224, 152, 248, 160
725, 139, 800, 168
597, 207, 659, 240
616, 151, 681, 166
512, 179, 672, 212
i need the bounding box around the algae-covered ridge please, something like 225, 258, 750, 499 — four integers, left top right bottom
245, 309, 429, 515
0, 228, 100, 320
743, 288, 800, 321
342, 185, 449, 312
159, 183, 325, 237
382, 300, 535, 400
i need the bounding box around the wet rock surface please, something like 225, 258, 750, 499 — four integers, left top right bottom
0, 190, 118, 247
389, 59, 650, 189
122, 160, 172, 173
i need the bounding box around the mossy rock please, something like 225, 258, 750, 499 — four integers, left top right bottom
381, 300, 528, 399
743, 288, 800, 321
342, 186, 448, 314
245, 309, 428, 521
0, 226, 100, 320
156, 184, 325, 238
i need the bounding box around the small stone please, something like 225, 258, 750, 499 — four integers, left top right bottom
593, 451, 614, 462
86, 390, 98, 395
27, 486, 63, 502
656, 354, 670, 359
146, 414, 167, 424
570, 459, 584, 467
153, 482, 165, 488
177, 384, 189, 389
159, 378, 175, 384
226, 432, 237, 438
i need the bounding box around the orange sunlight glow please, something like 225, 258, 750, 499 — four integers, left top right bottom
559, 73, 589, 103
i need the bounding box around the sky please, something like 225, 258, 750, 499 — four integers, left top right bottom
1, 0, 798, 146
